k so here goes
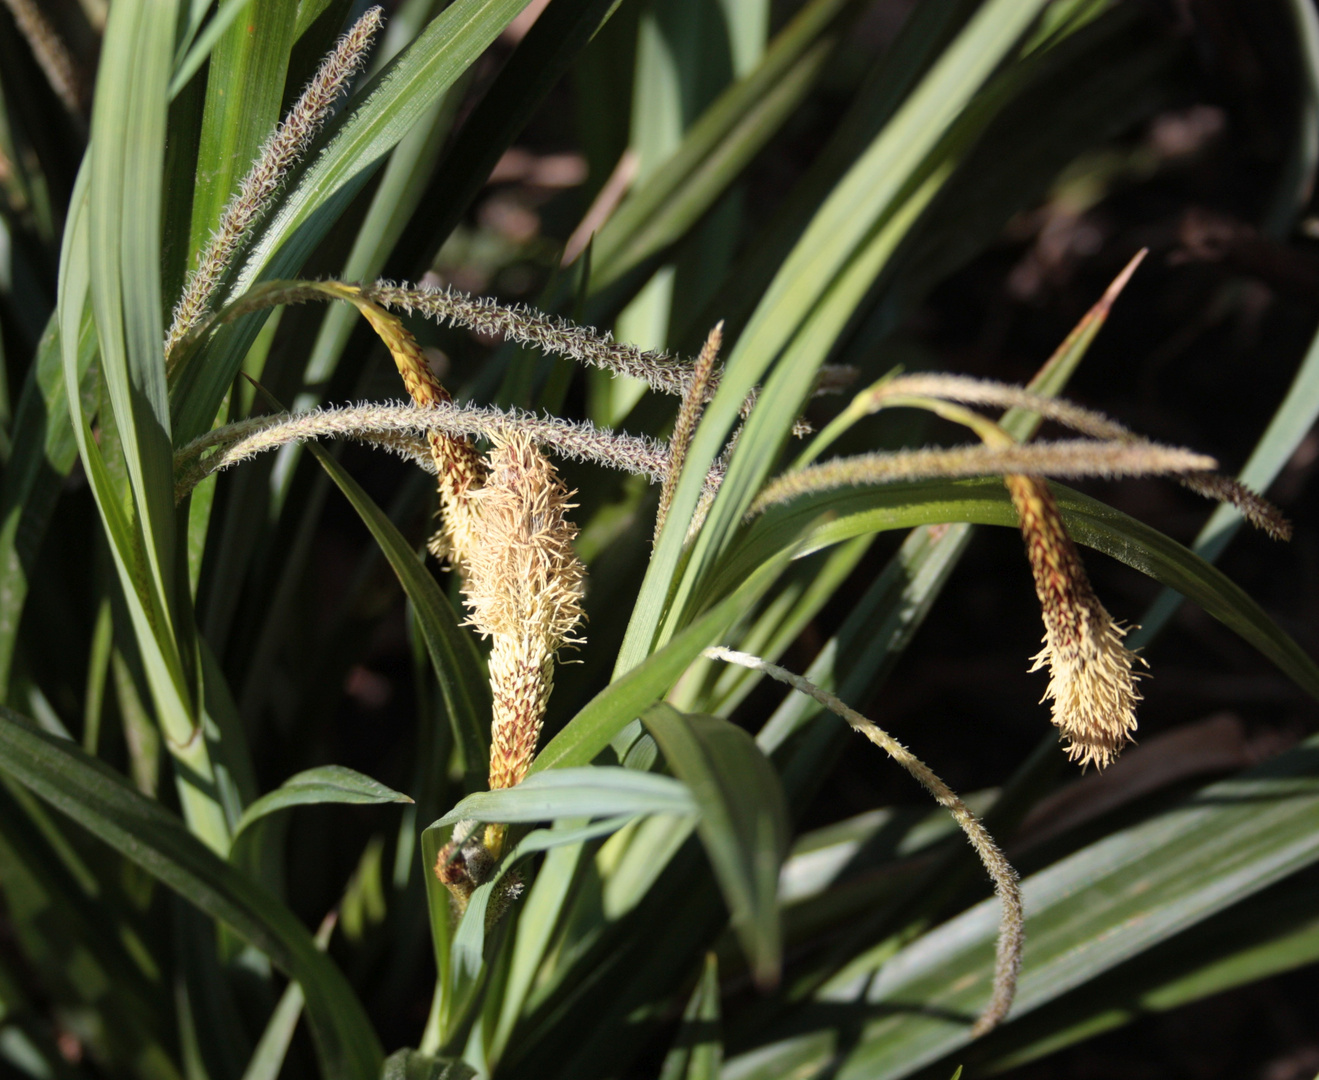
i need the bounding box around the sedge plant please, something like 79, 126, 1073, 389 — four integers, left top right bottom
1, 3, 1318, 1080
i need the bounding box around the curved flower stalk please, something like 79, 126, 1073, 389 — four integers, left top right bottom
171, 400, 720, 502
362, 280, 843, 432
202, 277, 726, 403
703, 647, 1022, 1036
837, 372, 1290, 538
364, 279, 702, 400
750, 437, 1218, 514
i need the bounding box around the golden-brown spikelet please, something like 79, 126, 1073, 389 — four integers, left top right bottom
1005, 474, 1144, 770
462, 434, 585, 799
323, 282, 486, 569
655, 322, 721, 544
368, 308, 484, 570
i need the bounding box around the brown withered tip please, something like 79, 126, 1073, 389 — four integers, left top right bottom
434, 840, 477, 912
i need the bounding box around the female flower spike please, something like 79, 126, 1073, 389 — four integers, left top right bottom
463, 433, 586, 799
1006, 474, 1144, 769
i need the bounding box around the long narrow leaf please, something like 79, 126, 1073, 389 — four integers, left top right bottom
974, 868, 1319, 1073
534, 555, 790, 774
718, 477, 1319, 702
0, 709, 383, 1080
307, 444, 491, 772
58, 165, 232, 850
233, 765, 412, 840
642, 704, 789, 989
435, 768, 694, 825
88, 0, 179, 609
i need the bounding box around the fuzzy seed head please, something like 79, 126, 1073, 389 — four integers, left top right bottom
3, 0, 83, 114
462, 433, 585, 789
1007, 474, 1144, 770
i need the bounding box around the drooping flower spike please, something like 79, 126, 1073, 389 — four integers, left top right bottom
703, 646, 1022, 1036
752, 381, 1285, 770
1004, 473, 1145, 769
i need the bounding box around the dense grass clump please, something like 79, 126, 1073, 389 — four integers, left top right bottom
1, 2, 1317, 1079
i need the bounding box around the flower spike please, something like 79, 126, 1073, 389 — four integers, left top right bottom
1006, 474, 1145, 769
461, 433, 586, 852
166, 8, 384, 359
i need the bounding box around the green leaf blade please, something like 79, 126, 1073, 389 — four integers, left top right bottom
233, 764, 412, 840
535, 556, 789, 774
88, 0, 179, 597
722, 477, 1319, 704
642, 704, 789, 989
435, 768, 694, 826
0, 709, 383, 1080
825, 738, 1319, 1080
307, 444, 492, 777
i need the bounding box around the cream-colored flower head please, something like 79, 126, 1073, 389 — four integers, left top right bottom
462, 433, 585, 647
462, 433, 585, 793
1007, 474, 1143, 770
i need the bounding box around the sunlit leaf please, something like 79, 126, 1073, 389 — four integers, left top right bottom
233, 765, 412, 841
435, 768, 694, 826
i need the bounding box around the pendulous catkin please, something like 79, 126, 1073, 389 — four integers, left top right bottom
1006, 473, 1144, 770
